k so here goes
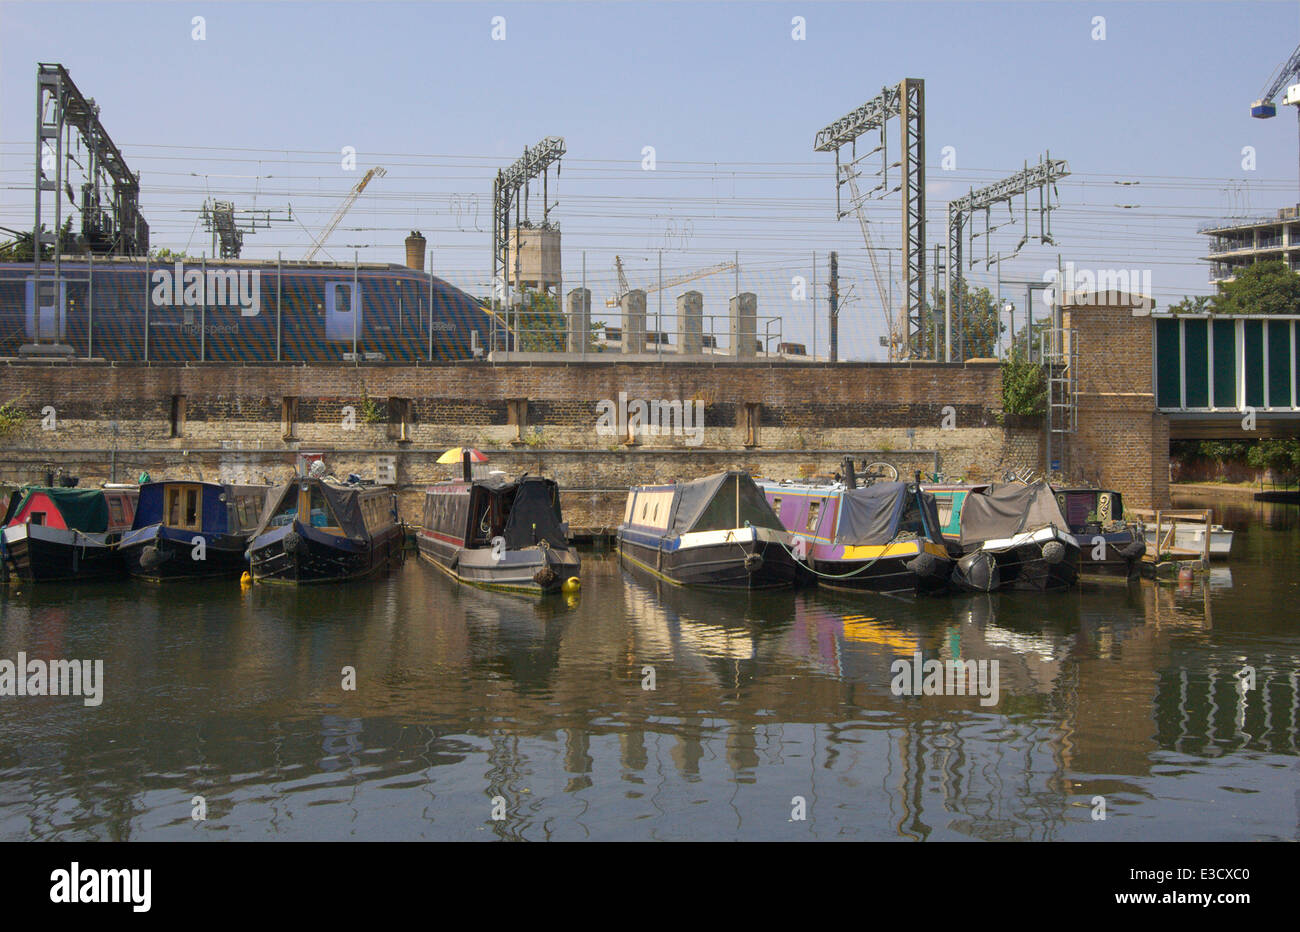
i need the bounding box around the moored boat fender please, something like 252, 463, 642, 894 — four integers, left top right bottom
743, 552, 764, 574
1041, 540, 1066, 565
905, 551, 940, 579
139, 544, 170, 570
1119, 539, 1146, 559
956, 550, 999, 592
533, 566, 558, 588
282, 531, 306, 557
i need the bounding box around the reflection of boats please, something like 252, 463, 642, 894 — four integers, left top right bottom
417, 470, 579, 595
1142, 523, 1234, 558
760, 466, 951, 594
249, 478, 403, 584
1053, 487, 1145, 575
120, 481, 269, 581
949, 482, 1080, 592
1, 485, 137, 582
1207, 567, 1234, 590
616, 470, 801, 590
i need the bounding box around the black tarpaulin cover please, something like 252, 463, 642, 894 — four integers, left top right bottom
501, 478, 568, 549
252, 479, 369, 539
834, 482, 947, 547
958, 480, 1069, 546
318, 481, 367, 537
668, 471, 783, 535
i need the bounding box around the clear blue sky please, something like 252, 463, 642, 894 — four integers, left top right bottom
3, 1, 1299, 358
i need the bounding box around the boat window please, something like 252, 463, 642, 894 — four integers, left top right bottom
805, 501, 821, 532
309, 486, 340, 529
108, 496, 125, 526
29, 511, 45, 525
166, 485, 203, 531
771, 497, 782, 513
897, 496, 924, 536
267, 486, 299, 527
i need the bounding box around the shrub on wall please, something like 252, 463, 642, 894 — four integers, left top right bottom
999, 350, 1046, 424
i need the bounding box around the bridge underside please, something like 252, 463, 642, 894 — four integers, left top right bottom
1166, 413, 1300, 440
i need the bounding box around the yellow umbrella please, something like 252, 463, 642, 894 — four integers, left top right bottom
437, 447, 489, 465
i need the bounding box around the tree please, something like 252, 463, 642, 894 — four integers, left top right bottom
1000, 348, 1046, 419
0, 218, 80, 261
1213, 259, 1300, 315
1247, 437, 1300, 481
149, 248, 189, 262
1165, 294, 1213, 315
1165, 260, 1300, 317
925, 277, 1004, 359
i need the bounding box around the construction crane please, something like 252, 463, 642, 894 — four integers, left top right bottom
303, 166, 386, 261
840, 166, 899, 359
604, 257, 737, 306
1251, 42, 1300, 197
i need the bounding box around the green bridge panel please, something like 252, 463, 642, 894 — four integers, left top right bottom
1156, 318, 1181, 408
1212, 320, 1236, 408
1183, 319, 1209, 408
1267, 320, 1293, 408
1244, 320, 1265, 409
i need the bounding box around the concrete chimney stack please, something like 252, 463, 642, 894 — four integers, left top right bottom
405, 231, 427, 271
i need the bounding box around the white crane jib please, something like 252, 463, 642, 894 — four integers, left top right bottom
303, 166, 387, 261
840, 164, 900, 359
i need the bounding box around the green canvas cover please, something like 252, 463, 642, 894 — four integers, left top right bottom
15, 487, 111, 533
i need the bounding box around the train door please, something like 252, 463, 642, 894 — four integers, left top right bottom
325, 281, 362, 342
25, 277, 66, 341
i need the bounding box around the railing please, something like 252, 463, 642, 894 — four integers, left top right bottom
489, 311, 788, 359
1129, 508, 1213, 563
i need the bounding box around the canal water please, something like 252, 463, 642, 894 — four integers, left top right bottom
1, 493, 1297, 841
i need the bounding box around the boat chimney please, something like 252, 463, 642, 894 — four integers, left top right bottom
462, 450, 472, 481
842, 456, 857, 489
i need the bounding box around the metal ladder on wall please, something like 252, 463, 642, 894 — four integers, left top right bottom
1041, 326, 1078, 478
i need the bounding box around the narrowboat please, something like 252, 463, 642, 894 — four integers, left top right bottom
1053, 487, 1146, 574
616, 470, 802, 590
247, 477, 403, 584
760, 469, 952, 594
119, 481, 271, 581
1, 485, 138, 583
920, 482, 991, 547
950, 481, 1080, 592
417, 469, 580, 596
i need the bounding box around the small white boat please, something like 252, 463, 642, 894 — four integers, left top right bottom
1143, 523, 1234, 558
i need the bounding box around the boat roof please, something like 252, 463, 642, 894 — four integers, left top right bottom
5, 486, 110, 532
959, 481, 1069, 545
